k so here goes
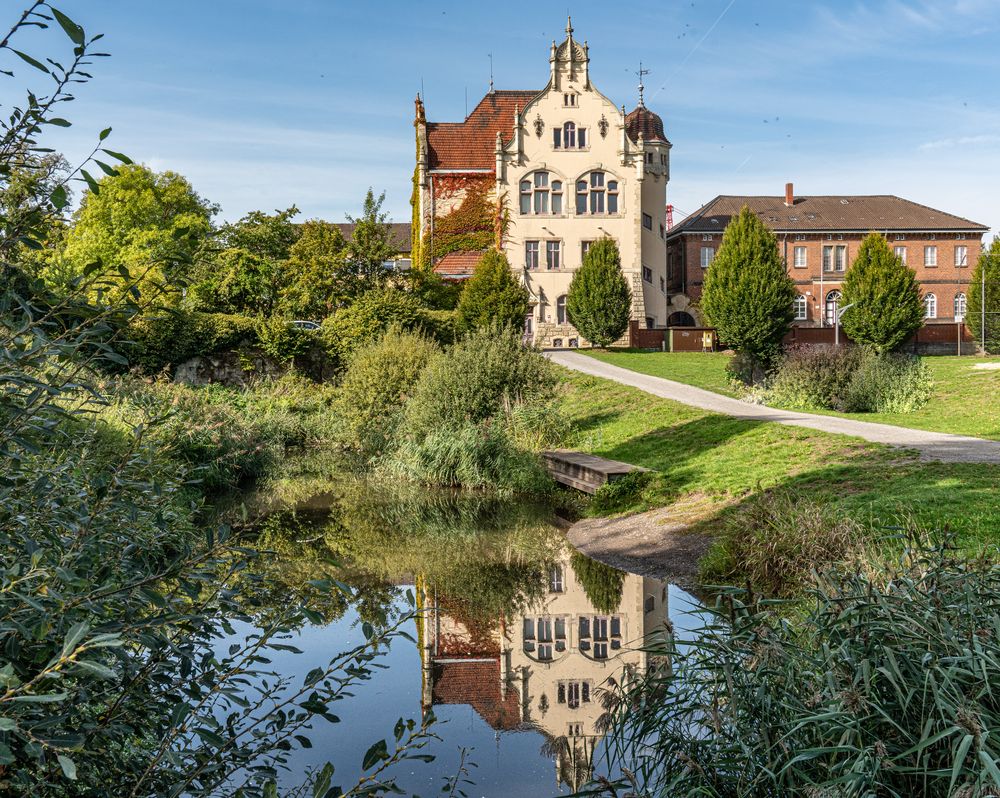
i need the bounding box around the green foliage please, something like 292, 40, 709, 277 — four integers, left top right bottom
765, 346, 932, 413
255, 315, 318, 363
60, 163, 216, 296
569, 551, 626, 614
217, 205, 300, 262
566, 237, 632, 347
841, 232, 924, 352
604, 535, 1000, 797
456, 249, 529, 333
345, 188, 396, 287
699, 490, 864, 596
588, 471, 653, 516
701, 206, 797, 372
407, 267, 463, 310
403, 326, 558, 440
278, 218, 349, 318
319, 287, 429, 366
969, 236, 1000, 353
124, 310, 258, 373
429, 178, 495, 260
191, 246, 280, 315
334, 328, 441, 460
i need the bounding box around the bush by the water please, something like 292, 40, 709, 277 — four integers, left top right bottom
764, 346, 931, 413
699, 490, 864, 596
603, 536, 1000, 797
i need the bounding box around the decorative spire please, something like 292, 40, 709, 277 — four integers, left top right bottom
566, 15, 573, 38
488, 52, 494, 94
636, 61, 650, 107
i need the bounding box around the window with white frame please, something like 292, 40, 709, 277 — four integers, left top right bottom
556, 295, 568, 324
895, 245, 907, 263
795, 234, 807, 242
525, 241, 539, 270
576, 171, 619, 214
553, 121, 587, 149
548, 565, 564, 593
955, 292, 967, 320
924, 246, 938, 267
825, 290, 842, 326
581, 240, 592, 262
702, 234, 713, 241
793, 246, 807, 268
895, 234, 906, 241
793, 294, 808, 321
823, 245, 847, 272
519, 171, 563, 215
700, 247, 715, 268
546, 240, 561, 270
955, 245, 968, 267
924, 293, 937, 319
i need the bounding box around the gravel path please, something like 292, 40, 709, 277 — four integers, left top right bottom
549, 350, 1000, 464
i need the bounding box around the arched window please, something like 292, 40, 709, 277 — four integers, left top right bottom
556, 295, 568, 324
563, 121, 576, 148
825, 290, 842, 327
955, 292, 967, 320
575, 171, 619, 215
793, 294, 808, 321
553, 121, 587, 149
924, 293, 937, 319
519, 171, 563, 215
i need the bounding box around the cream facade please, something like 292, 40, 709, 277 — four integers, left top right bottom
414, 18, 672, 346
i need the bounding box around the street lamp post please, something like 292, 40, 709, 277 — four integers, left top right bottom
835, 302, 856, 347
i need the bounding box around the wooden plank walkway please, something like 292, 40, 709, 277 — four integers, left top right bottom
541, 449, 650, 494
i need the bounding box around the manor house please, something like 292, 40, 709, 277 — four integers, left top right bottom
413, 18, 671, 346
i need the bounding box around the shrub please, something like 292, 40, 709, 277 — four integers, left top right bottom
969, 235, 1000, 354
334, 328, 440, 460
421, 308, 459, 345
841, 232, 924, 353
125, 310, 258, 373
604, 536, 1000, 797
255, 314, 316, 363
402, 326, 557, 439
569, 550, 626, 614
455, 249, 530, 333
765, 346, 931, 413
699, 490, 865, 596
566, 237, 631, 347
588, 471, 653, 516
701, 206, 797, 375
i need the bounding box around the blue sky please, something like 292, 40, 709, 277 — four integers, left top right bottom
12, 0, 1000, 232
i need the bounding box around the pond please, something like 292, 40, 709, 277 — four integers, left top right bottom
221, 479, 702, 796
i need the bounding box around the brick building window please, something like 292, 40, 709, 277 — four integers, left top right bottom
924, 293, 937, 319
700, 247, 715, 268
546, 240, 561, 270
825, 290, 842, 327
956, 246, 969, 267
525, 241, 539, 269
924, 246, 938, 267
895, 245, 907, 263
823, 245, 847, 273
576, 171, 619, 215
793, 246, 807, 268
793, 294, 808, 321
702, 234, 713, 241
955, 293, 967, 320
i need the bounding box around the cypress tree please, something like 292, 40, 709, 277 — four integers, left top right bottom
701, 206, 796, 371
968, 236, 1000, 354
841, 232, 924, 353
455, 248, 529, 333
566, 237, 632, 348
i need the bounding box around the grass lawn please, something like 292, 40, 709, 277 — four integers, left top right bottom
583, 350, 1000, 440
559, 368, 1000, 553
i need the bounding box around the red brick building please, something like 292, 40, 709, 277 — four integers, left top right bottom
664, 185, 989, 329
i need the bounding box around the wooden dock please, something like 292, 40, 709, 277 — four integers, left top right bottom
540, 449, 650, 494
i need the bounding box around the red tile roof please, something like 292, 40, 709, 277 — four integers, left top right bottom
427, 90, 539, 170
334, 222, 412, 254
625, 105, 668, 144
433, 250, 484, 278
431, 659, 522, 731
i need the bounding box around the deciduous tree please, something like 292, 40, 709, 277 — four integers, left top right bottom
969, 236, 1000, 354
346, 188, 396, 288
841, 232, 924, 352
566, 237, 631, 347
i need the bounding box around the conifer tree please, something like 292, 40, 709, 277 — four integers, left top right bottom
840, 232, 924, 353
456, 248, 529, 332
700, 206, 796, 372
566, 237, 631, 347
969, 236, 1000, 354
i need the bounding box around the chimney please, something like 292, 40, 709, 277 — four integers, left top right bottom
784, 182, 794, 207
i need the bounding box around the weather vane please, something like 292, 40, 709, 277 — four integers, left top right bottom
636, 62, 650, 106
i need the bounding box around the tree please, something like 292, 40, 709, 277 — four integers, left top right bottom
701, 206, 796, 372
840, 232, 924, 353
969, 236, 1000, 354
566, 237, 631, 347
217, 205, 300, 262
279, 219, 349, 319
456, 249, 529, 332
61, 164, 216, 295
346, 188, 396, 289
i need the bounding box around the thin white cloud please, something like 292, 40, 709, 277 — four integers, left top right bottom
918, 134, 1000, 150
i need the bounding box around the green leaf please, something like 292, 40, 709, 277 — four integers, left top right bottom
46, 118, 72, 128
12, 50, 50, 73
0, 718, 16, 732
312, 762, 334, 798
101, 148, 133, 164
99, 126, 112, 141
50, 184, 68, 210
50, 8, 85, 45
61, 622, 89, 658
362, 739, 388, 770
57, 754, 77, 780
80, 169, 100, 195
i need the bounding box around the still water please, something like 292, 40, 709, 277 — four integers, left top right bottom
224, 480, 701, 796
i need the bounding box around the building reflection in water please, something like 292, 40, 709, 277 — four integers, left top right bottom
419, 546, 673, 791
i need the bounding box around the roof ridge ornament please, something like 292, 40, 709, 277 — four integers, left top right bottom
636, 62, 650, 108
